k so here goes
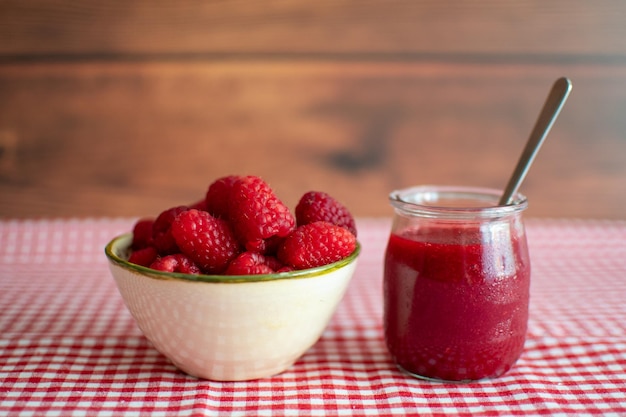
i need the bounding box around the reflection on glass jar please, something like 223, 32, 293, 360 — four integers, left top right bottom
383, 186, 531, 382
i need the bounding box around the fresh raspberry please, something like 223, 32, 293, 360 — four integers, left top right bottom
205, 175, 241, 219
149, 254, 201, 274
152, 206, 189, 255
170, 209, 240, 274
296, 191, 357, 236
225, 252, 275, 275
277, 221, 357, 269
131, 218, 155, 250
128, 246, 158, 267
263, 255, 285, 272
228, 176, 295, 252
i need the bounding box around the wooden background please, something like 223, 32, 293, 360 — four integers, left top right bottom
1, 1, 625, 220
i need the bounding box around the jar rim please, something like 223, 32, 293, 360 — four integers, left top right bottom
389, 185, 528, 219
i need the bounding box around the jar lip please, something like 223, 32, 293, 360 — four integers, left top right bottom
389, 185, 528, 219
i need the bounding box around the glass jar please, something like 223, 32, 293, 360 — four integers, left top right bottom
383, 185, 531, 382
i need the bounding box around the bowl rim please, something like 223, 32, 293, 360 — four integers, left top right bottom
105, 233, 361, 284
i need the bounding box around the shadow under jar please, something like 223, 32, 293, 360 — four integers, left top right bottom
383, 186, 531, 382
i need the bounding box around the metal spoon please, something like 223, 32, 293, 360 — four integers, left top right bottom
499, 77, 572, 206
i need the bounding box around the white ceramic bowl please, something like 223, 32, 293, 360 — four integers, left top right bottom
105, 233, 360, 381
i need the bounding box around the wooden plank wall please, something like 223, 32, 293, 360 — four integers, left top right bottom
1, 1, 625, 219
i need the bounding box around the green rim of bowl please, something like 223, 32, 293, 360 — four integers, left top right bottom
105, 233, 361, 283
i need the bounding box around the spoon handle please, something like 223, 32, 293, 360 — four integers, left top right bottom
499, 77, 573, 206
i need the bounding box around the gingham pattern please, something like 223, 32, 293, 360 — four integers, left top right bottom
1, 218, 625, 416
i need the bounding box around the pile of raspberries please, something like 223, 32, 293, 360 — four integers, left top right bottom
128, 175, 357, 275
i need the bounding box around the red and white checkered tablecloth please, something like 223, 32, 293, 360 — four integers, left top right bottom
1, 218, 625, 416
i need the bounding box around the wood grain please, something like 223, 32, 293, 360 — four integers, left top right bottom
2, 0, 626, 57
0, 1, 625, 220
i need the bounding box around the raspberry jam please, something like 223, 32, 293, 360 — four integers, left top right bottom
383, 186, 531, 382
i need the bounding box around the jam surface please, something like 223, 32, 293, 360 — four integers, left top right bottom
384, 226, 530, 381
